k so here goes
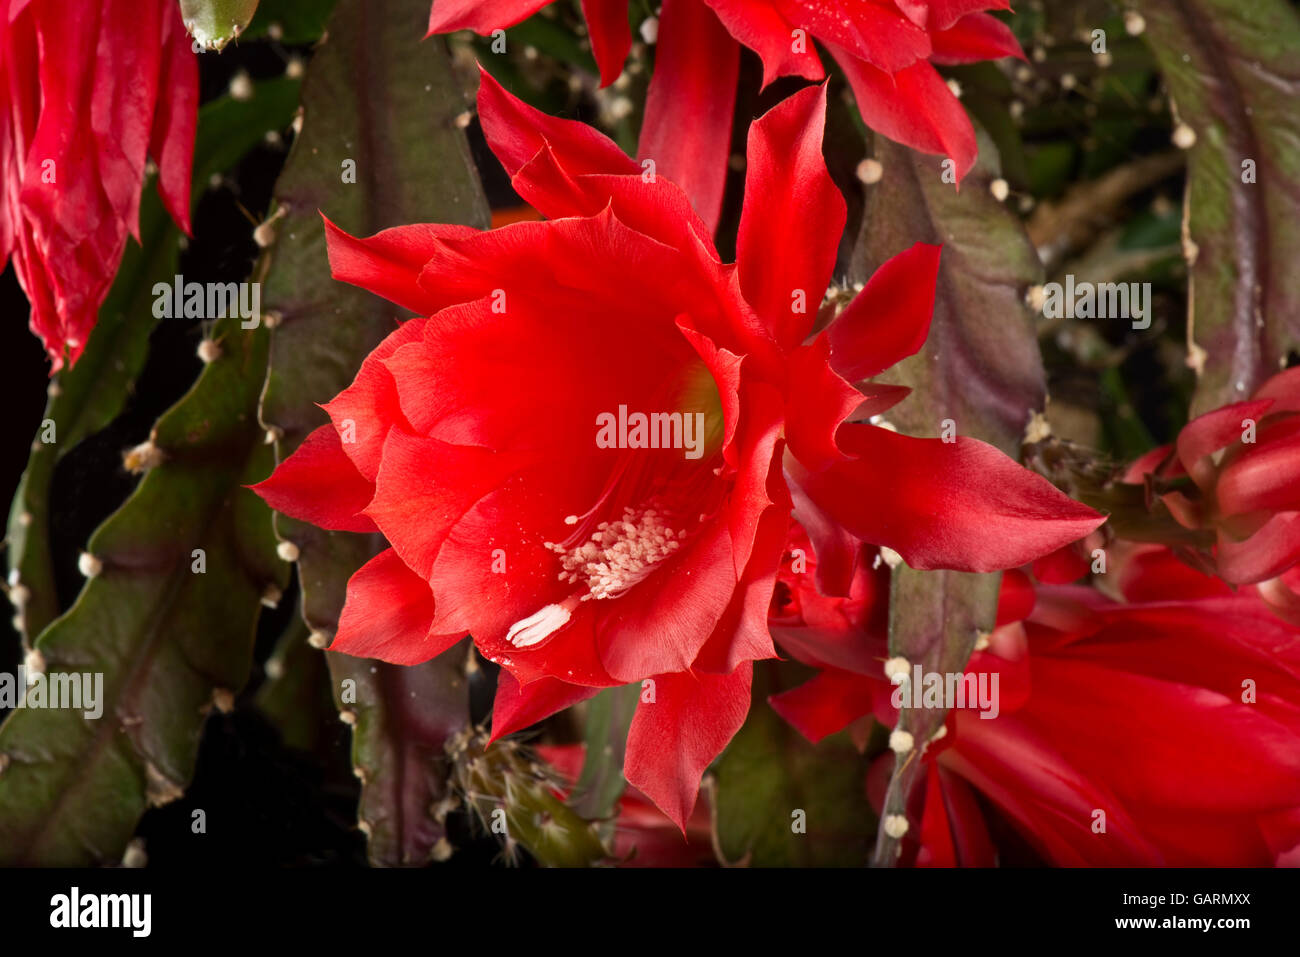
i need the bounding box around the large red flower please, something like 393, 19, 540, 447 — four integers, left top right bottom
771, 534, 1300, 866
1124, 367, 1300, 589
0, 0, 197, 368
427, 0, 1022, 229
253, 70, 1099, 828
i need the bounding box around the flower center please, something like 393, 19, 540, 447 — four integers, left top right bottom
547, 504, 687, 600
504, 359, 726, 650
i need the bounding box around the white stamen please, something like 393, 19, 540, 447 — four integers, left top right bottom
507, 604, 573, 648
546, 504, 683, 601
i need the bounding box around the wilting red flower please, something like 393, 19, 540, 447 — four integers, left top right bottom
253, 69, 1098, 828
771, 532, 1300, 866
0, 0, 197, 368
427, 1, 1022, 229
1122, 368, 1300, 589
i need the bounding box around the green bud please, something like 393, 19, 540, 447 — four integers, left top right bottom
179, 0, 261, 52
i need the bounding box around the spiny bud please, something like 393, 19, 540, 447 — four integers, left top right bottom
180, 0, 261, 52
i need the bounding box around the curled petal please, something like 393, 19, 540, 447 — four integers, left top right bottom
789, 424, 1105, 573
737, 83, 846, 349
929, 11, 1026, 65
250, 425, 378, 532
332, 549, 467, 665
828, 242, 941, 382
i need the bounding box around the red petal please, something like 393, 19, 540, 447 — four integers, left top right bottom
321, 315, 429, 482
526, 164, 717, 255
1216, 513, 1300, 585
931, 766, 998, 867
477, 66, 637, 180
1031, 541, 1092, 585
332, 548, 467, 665
704, 0, 823, 87
323, 215, 481, 316
413, 211, 704, 332
150, 2, 197, 234
1115, 545, 1232, 602
996, 568, 1036, 625
929, 11, 1026, 64
580, 0, 632, 87
490, 671, 600, 742
624, 663, 752, 831
784, 333, 862, 471
768, 668, 874, 742
834, 51, 978, 183
789, 424, 1105, 572
1175, 398, 1273, 490
1216, 429, 1300, 516
365, 428, 538, 579
893, 0, 1010, 31
787, 472, 862, 597
1026, 655, 1300, 815
692, 398, 790, 675
943, 716, 1162, 865
779, 0, 931, 72
595, 518, 738, 682
426, 0, 551, 34
250, 425, 378, 533
737, 84, 846, 349
638, 0, 739, 234
828, 242, 941, 381
1254, 367, 1300, 414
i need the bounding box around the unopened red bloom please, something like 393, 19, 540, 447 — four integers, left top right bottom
1126, 367, 1300, 587
0, 0, 197, 368
427, 0, 1023, 228
771, 534, 1300, 866
254, 70, 1098, 828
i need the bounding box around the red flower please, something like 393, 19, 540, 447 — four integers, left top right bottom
253, 70, 1099, 829
771, 533, 1300, 866
0, 0, 197, 368
427, 1, 1023, 229
1124, 368, 1300, 588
